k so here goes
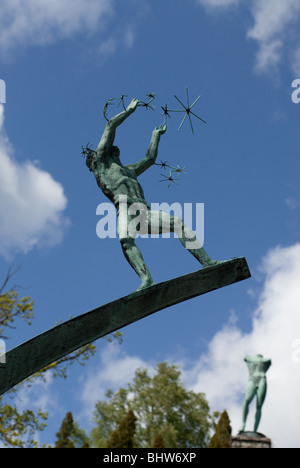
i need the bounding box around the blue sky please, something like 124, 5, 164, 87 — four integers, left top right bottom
0, 0, 300, 448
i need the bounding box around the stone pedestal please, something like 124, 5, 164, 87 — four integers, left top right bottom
231, 432, 271, 449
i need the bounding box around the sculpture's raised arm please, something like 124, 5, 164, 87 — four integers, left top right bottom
128, 124, 167, 176
96, 98, 140, 154
262, 358, 272, 371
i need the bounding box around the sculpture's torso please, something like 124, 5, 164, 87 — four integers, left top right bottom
247, 360, 269, 387
93, 154, 148, 210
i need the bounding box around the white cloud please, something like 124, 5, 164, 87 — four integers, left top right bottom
10, 372, 60, 446
16, 371, 57, 415
292, 47, 300, 76
0, 0, 114, 55
285, 197, 300, 211
78, 243, 300, 448
185, 243, 300, 448
252, 39, 283, 74
97, 26, 136, 61
196, 0, 240, 9
98, 37, 117, 59
248, 0, 300, 74
196, 0, 300, 75
248, 0, 300, 43
0, 104, 68, 258
0, 0, 142, 59
78, 343, 155, 426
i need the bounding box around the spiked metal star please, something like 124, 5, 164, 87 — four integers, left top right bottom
160, 171, 180, 188
172, 87, 207, 134
155, 160, 172, 170
103, 98, 116, 121
161, 104, 172, 125
81, 142, 96, 159
116, 95, 128, 110
138, 96, 156, 111
146, 92, 156, 100
170, 164, 187, 175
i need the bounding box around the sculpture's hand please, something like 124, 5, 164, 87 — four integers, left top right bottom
126, 98, 140, 113
153, 124, 167, 137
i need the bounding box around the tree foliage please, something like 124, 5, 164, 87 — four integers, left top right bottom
0, 268, 121, 447
208, 410, 232, 449
152, 433, 165, 448
0, 267, 46, 447
0, 403, 47, 448
55, 412, 76, 448
91, 362, 214, 448
0, 267, 34, 339
107, 410, 137, 448
55, 411, 90, 448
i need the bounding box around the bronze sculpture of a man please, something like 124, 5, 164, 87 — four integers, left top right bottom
86, 98, 219, 290
240, 354, 272, 433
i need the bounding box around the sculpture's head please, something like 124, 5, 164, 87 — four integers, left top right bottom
86, 150, 97, 172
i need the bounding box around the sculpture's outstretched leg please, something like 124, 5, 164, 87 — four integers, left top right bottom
149, 210, 221, 268
118, 208, 223, 291
120, 237, 155, 291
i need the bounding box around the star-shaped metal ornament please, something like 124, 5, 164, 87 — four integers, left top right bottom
138, 94, 156, 111
81, 142, 96, 159
161, 104, 172, 125
98, 91, 201, 188
116, 95, 128, 110
172, 87, 207, 134
146, 92, 156, 100
171, 164, 187, 175
160, 170, 180, 188
155, 160, 172, 170
155, 161, 187, 188
103, 98, 116, 121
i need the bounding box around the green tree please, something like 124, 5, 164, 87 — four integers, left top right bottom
91, 362, 214, 448
152, 433, 165, 448
0, 404, 47, 448
54, 411, 90, 448
107, 410, 137, 448
0, 267, 34, 339
0, 268, 121, 447
55, 412, 76, 448
208, 410, 232, 448
0, 267, 46, 447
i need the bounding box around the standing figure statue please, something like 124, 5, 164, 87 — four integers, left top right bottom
240, 354, 272, 433
86, 98, 220, 291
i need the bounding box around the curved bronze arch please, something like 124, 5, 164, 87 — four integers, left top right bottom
0, 257, 250, 396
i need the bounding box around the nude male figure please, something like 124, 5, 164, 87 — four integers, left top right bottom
240, 354, 272, 433
86, 98, 218, 290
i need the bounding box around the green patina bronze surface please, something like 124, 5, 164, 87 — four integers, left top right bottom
85, 98, 222, 291
0, 257, 250, 395
0, 94, 252, 395
240, 354, 272, 433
